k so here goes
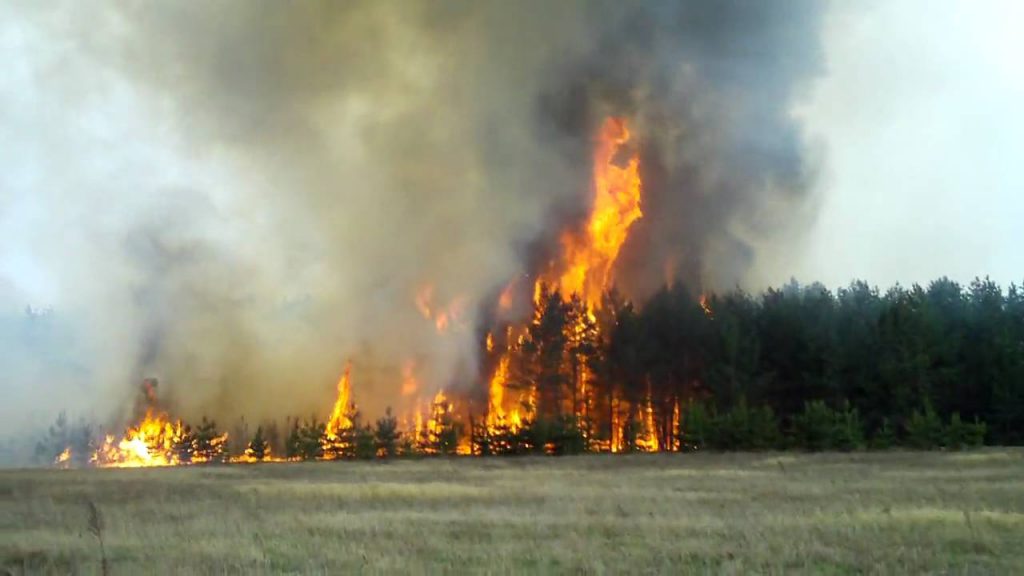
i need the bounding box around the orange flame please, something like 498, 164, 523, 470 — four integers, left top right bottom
498, 279, 517, 312
548, 116, 643, 309
89, 410, 228, 468
699, 294, 712, 317
60, 116, 652, 467
325, 362, 353, 438
487, 354, 510, 428
415, 284, 465, 333
400, 361, 419, 397
415, 284, 435, 319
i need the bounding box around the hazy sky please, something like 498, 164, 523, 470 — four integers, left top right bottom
2, 0, 1022, 307
789, 0, 1023, 289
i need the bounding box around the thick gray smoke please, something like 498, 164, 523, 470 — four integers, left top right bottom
0, 1, 823, 443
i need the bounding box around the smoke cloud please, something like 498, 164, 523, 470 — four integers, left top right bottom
0, 1, 823, 439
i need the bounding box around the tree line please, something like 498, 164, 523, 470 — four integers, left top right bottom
490, 276, 1021, 453
34, 276, 1023, 464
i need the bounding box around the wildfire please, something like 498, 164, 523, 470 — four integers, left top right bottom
478, 116, 648, 453
413, 390, 471, 455
699, 294, 713, 317
89, 409, 228, 468
54, 116, 671, 468
486, 354, 510, 428
400, 361, 419, 396
636, 387, 660, 452
415, 284, 465, 333
549, 116, 643, 309
498, 280, 516, 312
325, 363, 354, 439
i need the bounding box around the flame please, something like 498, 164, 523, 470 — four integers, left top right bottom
413, 390, 471, 455
400, 361, 419, 396
481, 117, 644, 452
232, 446, 282, 464
699, 294, 712, 317
326, 363, 354, 438
413, 408, 425, 445
415, 284, 435, 319
54, 447, 71, 467
415, 284, 465, 333
88, 410, 228, 468
487, 354, 510, 428
55, 116, 658, 467
498, 280, 516, 311
636, 388, 660, 452
548, 116, 642, 309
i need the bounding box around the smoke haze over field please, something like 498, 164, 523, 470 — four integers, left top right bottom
2, 1, 1019, 442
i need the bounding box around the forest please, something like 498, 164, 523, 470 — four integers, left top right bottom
30, 276, 1024, 465
448, 275, 1022, 456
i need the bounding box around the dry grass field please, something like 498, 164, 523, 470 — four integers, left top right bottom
2, 450, 1023, 574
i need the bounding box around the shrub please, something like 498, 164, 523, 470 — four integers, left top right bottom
374, 408, 400, 458
678, 402, 713, 450
245, 426, 269, 461
870, 418, 896, 450
354, 426, 376, 460
35, 412, 95, 467
792, 400, 835, 451
964, 417, 987, 448
748, 405, 782, 450
548, 415, 587, 455
905, 403, 945, 450
715, 398, 753, 450
697, 399, 780, 451
946, 413, 986, 449
193, 418, 227, 463
830, 402, 865, 452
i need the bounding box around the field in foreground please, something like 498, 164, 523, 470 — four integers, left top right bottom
2, 451, 1023, 574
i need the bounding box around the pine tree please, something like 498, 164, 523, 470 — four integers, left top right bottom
906, 402, 945, 450
354, 425, 376, 459
194, 417, 226, 463
300, 420, 326, 460
246, 426, 269, 461
374, 408, 400, 458
285, 421, 303, 460
524, 285, 571, 419
174, 424, 196, 463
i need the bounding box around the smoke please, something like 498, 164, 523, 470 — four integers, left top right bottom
0, 1, 824, 438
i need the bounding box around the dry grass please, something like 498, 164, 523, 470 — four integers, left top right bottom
2, 450, 1023, 574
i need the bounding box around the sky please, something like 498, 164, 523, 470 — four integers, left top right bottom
787, 0, 1024, 289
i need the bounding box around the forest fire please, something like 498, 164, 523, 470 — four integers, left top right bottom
416, 284, 466, 334
54, 116, 678, 467
79, 409, 229, 468
474, 115, 653, 453
322, 363, 355, 459
549, 116, 643, 309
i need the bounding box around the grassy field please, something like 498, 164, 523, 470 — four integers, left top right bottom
2, 450, 1023, 574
